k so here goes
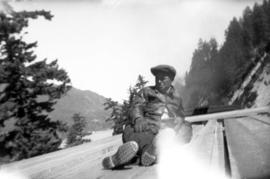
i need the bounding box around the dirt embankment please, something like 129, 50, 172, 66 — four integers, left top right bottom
252, 63, 270, 107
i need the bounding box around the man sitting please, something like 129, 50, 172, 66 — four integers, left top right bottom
102, 64, 192, 169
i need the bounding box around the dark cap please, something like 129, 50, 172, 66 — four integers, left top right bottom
150, 64, 176, 80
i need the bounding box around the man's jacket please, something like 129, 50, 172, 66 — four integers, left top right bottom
129, 85, 185, 133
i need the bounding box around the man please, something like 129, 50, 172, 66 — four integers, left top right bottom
102, 65, 192, 169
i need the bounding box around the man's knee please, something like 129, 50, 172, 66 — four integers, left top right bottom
122, 125, 134, 143
122, 125, 156, 151
176, 121, 193, 143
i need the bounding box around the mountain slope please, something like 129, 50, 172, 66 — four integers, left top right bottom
50, 87, 112, 131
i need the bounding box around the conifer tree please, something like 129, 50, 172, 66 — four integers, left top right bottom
104, 98, 124, 135
252, 2, 270, 46
104, 75, 148, 135
66, 113, 89, 147
241, 6, 255, 54
185, 39, 219, 108
0, 10, 71, 161
184, 1, 270, 109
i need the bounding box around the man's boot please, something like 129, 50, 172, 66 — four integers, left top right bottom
141, 143, 157, 166
102, 141, 139, 169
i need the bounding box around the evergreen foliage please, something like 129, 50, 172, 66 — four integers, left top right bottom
0, 10, 71, 162
184, 0, 270, 109
185, 38, 219, 108
66, 113, 90, 147
104, 75, 148, 135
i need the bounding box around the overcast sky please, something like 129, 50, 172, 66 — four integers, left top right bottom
11, 0, 263, 102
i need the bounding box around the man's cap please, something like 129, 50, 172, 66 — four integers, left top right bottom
150, 65, 176, 80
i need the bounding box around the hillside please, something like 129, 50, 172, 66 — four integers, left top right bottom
50, 88, 112, 131
182, 0, 270, 109
251, 62, 270, 107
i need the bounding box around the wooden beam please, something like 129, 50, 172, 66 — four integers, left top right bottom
186, 106, 270, 123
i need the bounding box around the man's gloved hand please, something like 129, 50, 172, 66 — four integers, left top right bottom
134, 118, 148, 132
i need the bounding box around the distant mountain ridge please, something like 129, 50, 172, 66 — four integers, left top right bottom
50, 87, 112, 131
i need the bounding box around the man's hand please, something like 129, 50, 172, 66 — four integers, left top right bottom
134, 118, 148, 132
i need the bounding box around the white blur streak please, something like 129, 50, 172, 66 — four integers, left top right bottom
0, 169, 28, 179
157, 128, 228, 179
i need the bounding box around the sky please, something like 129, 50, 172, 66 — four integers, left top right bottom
10, 0, 263, 102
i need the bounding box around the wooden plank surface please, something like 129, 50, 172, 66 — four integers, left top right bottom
189, 120, 225, 173
0, 120, 226, 179
1, 135, 123, 179
224, 114, 270, 179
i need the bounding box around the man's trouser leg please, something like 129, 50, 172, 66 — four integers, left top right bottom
122, 125, 157, 166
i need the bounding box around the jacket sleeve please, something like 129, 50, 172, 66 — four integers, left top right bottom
130, 88, 146, 125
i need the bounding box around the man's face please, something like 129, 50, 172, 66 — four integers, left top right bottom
155, 73, 172, 93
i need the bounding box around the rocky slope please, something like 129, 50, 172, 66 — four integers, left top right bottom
251, 62, 270, 107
